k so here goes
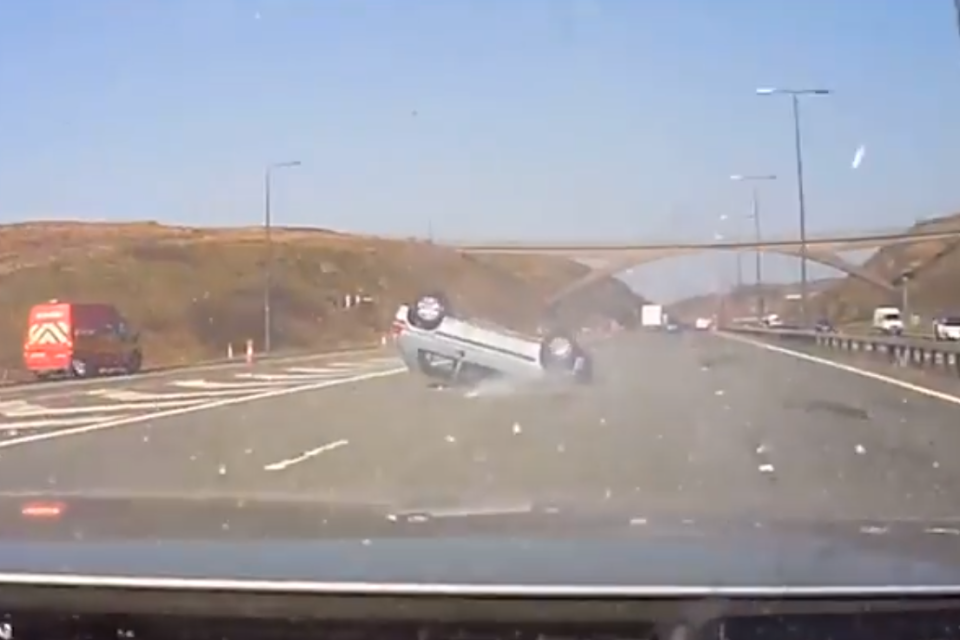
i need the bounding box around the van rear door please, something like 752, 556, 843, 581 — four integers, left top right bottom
72, 303, 126, 369
23, 303, 74, 373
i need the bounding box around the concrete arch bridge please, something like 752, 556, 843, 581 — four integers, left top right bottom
450, 226, 960, 307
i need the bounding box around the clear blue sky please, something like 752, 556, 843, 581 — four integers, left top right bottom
1, 0, 958, 301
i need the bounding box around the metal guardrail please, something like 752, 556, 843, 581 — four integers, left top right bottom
723, 326, 960, 375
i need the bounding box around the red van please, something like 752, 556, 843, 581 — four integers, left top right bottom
23, 301, 143, 379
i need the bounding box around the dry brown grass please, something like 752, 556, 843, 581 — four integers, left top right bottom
669, 212, 960, 326
817, 213, 960, 323
0, 223, 643, 377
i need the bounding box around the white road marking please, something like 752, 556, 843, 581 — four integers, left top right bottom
234, 372, 343, 382
263, 439, 350, 471
0, 401, 45, 414
0, 399, 206, 417
720, 332, 960, 406
0, 346, 387, 398
88, 388, 263, 401
0, 417, 107, 430
171, 379, 294, 390
0, 367, 405, 450
283, 367, 354, 375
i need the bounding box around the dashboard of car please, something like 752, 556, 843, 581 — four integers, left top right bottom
1, 582, 960, 640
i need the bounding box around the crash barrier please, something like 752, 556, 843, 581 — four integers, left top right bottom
836, 326, 935, 342
722, 326, 960, 375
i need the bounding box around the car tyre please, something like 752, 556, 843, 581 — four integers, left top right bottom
125, 350, 143, 375
407, 292, 450, 331
539, 333, 578, 371
71, 358, 98, 379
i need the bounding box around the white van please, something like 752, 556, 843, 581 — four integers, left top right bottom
872, 306, 904, 335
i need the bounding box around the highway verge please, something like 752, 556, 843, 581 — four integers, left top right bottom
721, 326, 960, 380
0, 222, 645, 383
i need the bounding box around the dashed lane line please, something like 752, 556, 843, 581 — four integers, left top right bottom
263, 439, 350, 471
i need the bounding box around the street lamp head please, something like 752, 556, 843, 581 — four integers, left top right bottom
756, 87, 831, 97
269, 160, 302, 171
731, 173, 778, 182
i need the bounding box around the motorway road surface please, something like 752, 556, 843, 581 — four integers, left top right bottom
0, 331, 958, 523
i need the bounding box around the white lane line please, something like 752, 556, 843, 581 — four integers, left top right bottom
88, 388, 264, 401
720, 331, 960, 406
0, 367, 406, 450
0, 346, 388, 398
283, 367, 356, 375
1, 399, 207, 417
263, 439, 350, 471
0, 401, 45, 413
0, 417, 106, 431
171, 379, 296, 390
234, 372, 346, 382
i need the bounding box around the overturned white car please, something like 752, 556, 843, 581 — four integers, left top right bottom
392, 292, 593, 386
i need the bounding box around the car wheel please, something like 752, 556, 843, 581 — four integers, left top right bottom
71, 359, 98, 379
125, 350, 143, 374
539, 333, 578, 371
407, 292, 450, 331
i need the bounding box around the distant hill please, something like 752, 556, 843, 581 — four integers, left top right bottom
816, 212, 960, 322
0, 222, 645, 379
668, 211, 960, 326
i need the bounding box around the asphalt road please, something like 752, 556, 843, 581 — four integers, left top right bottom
0, 330, 959, 523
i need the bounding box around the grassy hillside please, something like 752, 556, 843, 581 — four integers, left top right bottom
668, 212, 960, 327
0, 222, 644, 378
817, 213, 960, 324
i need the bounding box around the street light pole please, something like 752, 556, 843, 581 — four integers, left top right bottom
751, 186, 763, 317
736, 251, 744, 292
712, 228, 734, 324
716, 216, 743, 301
756, 86, 830, 326
730, 173, 777, 320
790, 93, 810, 327
263, 160, 302, 354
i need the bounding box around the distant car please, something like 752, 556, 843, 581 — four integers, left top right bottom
762, 314, 784, 328
393, 292, 593, 386
933, 316, 960, 341
814, 319, 835, 333
872, 306, 904, 336
694, 317, 713, 331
